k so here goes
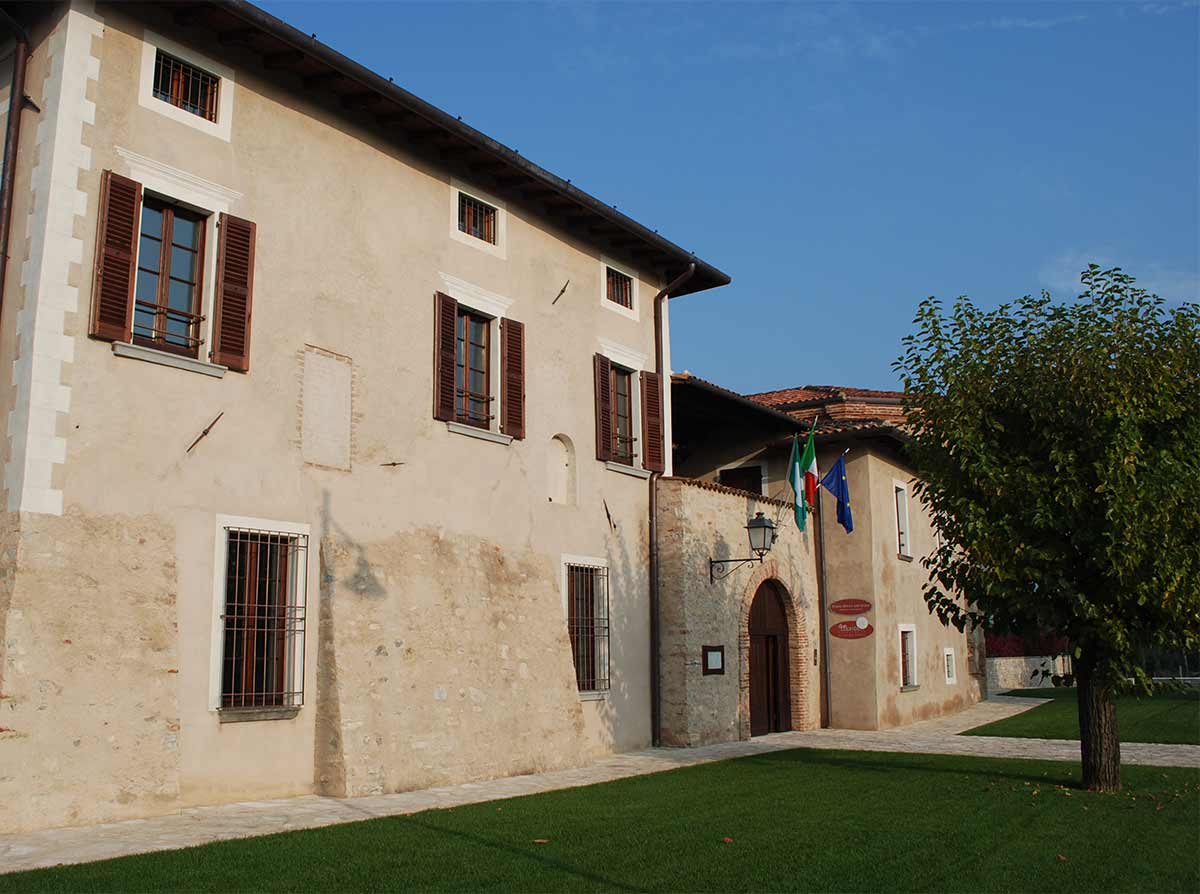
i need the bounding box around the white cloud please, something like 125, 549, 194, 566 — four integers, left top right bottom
1039, 251, 1199, 302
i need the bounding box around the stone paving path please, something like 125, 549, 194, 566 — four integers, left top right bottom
2, 696, 1197, 875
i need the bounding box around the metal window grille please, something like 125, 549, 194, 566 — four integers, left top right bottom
606, 267, 633, 309
152, 50, 220, 122
566, 564, 610, 692
221, 528, 307, 709
458, 192, 497, 244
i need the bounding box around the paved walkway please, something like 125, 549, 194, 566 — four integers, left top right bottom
2, 696, 1197, 875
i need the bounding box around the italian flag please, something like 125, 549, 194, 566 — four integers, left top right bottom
788, 425, 818, 532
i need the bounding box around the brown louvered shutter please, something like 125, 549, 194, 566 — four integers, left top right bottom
640, 370, 665, 472
593, 353, 613, 461
432, 292, 458, 421
499, 317, 525, 439
212, 213, 256, 372
89, 170, 141, 342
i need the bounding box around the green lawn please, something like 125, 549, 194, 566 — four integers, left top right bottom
3, 749, 1197, 893
964, 687, 1200, 745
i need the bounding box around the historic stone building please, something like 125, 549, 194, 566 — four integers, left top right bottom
0, 0, 984, 838
671, 375, 984, 732
0, 0, 730, 833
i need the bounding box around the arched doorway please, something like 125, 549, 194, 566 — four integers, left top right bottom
748, 580, 791, 736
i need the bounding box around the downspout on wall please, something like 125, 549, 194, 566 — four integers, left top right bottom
0, 7, 31, 326
649, 262, 695, 747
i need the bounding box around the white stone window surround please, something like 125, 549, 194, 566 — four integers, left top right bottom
112, 147, 242, 374
599, 257, 639, 322
138, 30, 234, 142
898, 623, 918, 690
597, 337, 648, 473
449, 178, 507, 259
560, 553, 610, 701
893, 478, 912, 559
437, 273, 513, 440
208, 514, 311, 712
944, 647, 957, 684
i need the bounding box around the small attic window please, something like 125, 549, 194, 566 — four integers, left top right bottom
458, 192, 498, 245
153, 49, 220, 122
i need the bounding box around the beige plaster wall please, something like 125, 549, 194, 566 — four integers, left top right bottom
656, 477, 819, 747
819, 446, 982, 730
1, 1, 671, 832
814, 448, 880, 729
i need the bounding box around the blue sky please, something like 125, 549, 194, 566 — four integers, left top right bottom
260, 1, 1199, 392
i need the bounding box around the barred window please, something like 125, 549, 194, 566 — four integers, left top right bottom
153, 50, 220, 123
566, 564, 610, 692
606, 267, 633, 309
221, 528, 307, 710
458, 192, 497, 244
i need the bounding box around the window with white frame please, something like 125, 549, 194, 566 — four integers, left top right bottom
563, 560, 610, 693
139, 31, 235, 141
600, 260, 639, 320
899, 624, 917, 689
944, 647, 957, 684
449, 180, 506, 257
894, 482, 911, 557
215, 524, 308, 712
595, 340, 650, 473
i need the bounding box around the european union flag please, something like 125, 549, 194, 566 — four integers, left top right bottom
819, 454, 854, 534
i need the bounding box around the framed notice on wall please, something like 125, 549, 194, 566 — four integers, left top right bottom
702, 645, 725, 675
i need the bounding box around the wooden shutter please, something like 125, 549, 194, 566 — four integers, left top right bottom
640, 370, 665, 472
212, 213, 256, 372
499, 317, 525, 439
593, 353, 613, 461
432, 292, 458, 421
89, 170, 141, 342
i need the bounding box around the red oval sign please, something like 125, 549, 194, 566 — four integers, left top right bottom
830, 599, 872, 616
830, 620, 874, 639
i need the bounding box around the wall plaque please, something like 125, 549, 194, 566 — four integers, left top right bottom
830, 598, 872, 616
830, 620, 874, 640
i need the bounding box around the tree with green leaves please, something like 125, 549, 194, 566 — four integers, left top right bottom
895, 265, 1200, 792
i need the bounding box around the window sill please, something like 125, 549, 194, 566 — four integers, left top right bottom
578, 690, 609, 702
897, 553, 914, 563
218, 706, 300, 724
605, 461, 651, 480
900, 684, 921, 693
601, 299, 639, 322
113, 341, 227, 378
446, 421, 514, 446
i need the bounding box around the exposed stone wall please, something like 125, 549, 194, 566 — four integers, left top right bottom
315, 529, 591, 796
987, 656, 1067, 692
656, 478, 819, 747
0, 512, 181, 834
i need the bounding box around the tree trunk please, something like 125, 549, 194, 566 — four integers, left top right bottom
1075, 656, 1121, 792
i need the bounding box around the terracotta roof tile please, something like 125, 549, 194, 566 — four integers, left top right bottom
746, 384, 905, 407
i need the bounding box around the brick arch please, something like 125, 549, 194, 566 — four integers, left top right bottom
737, 561, 809, 740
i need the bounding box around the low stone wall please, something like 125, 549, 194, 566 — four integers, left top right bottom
986, 655, 1068, 692
655, 478, 820, 747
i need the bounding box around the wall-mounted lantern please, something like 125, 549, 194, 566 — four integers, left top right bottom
709, 512, 777, 583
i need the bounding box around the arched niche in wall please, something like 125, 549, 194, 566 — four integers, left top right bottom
549, 434, 577, 506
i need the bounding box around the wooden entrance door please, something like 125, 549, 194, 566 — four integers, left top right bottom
748, 581, 790, 736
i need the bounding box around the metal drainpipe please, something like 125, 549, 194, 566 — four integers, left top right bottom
649, 262, 695, 748
0, 8, 31, 326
